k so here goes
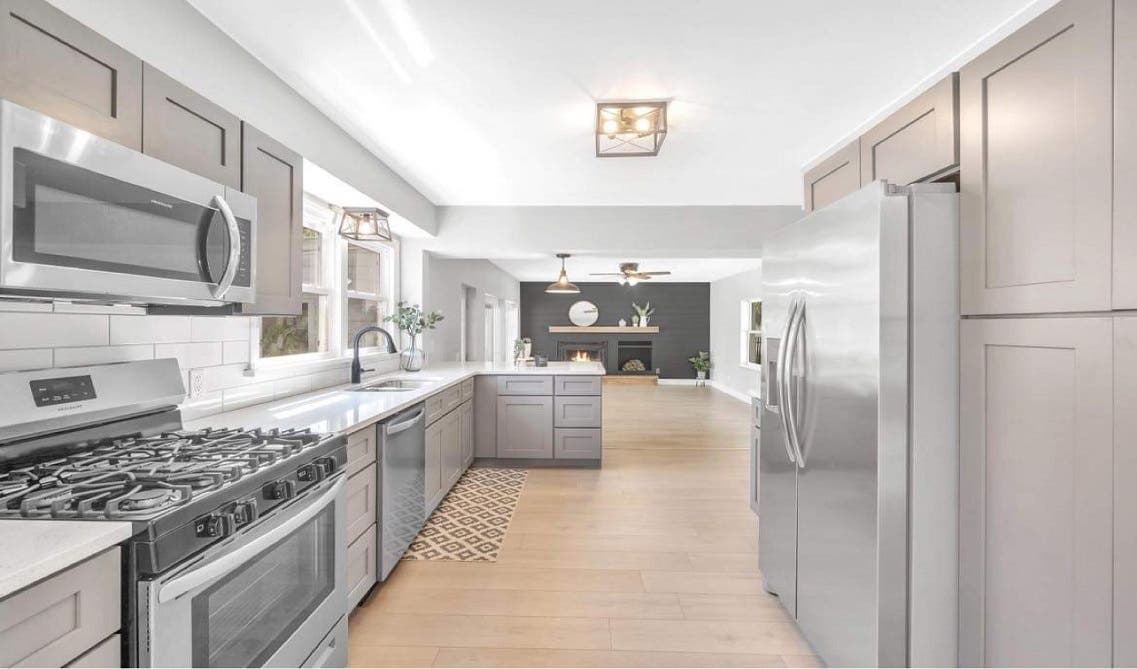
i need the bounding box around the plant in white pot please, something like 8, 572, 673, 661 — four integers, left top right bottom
688, 351, 711, 386
384, 302, 444, 372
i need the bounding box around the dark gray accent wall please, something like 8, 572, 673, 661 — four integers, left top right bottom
520, 282, 710, 379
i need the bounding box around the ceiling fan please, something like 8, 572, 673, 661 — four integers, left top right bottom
590, 262, 672, 285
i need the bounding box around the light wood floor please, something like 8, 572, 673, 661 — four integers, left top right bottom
348, 382, 819, 668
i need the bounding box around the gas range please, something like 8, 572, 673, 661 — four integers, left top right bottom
0, 359, 350, 667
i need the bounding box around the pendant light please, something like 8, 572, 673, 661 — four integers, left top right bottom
545, 253, 580, 294
338, 206, 392, 242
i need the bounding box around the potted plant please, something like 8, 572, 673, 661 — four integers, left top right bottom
688, 351, 711, 385
632, 302, 655, 326
513, 337, 532, 364
383, 302, 444, 372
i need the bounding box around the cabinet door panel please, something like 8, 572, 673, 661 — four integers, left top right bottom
860, 74, 957, 185
496, 396, 553, 459
0, 0, 142, 148
240, 123, 303, 315
142, 64, 240, 188
460, 400, 474, 468
1115, 316, 1137, 666
345, 524, 377, 610
1115, 0, 1137, 309
345, 463, 377, 542
441, 411, 462, 490
960, 0, 1111, 314
959, 317, 1112, 667
802, 140, 860, 213
424, 422, 441, 514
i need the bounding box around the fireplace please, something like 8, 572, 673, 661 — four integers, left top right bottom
557, 341, 607, 367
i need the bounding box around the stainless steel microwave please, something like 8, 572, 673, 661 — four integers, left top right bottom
0, 99, 256, 306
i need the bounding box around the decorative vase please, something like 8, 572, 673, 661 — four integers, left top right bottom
642, 315, 650, 326
401, 334, 424, 372
696, 369, 707, 387
618, 318, 627, 327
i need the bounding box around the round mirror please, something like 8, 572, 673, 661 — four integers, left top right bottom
568, 300, 599, 327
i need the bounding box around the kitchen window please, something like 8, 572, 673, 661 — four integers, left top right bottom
254, 195, 397, 367
740, 299, 762, 369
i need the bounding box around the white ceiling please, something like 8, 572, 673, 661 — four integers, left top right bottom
490, 257, 761, 284
190, 0, 1038, 207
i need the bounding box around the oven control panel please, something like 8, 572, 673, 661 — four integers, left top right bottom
29, 375, 96, 407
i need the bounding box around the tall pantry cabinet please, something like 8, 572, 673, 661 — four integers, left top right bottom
958, 0, 1133, 666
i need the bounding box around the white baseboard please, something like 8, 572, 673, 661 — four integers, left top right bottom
708, 380, 752, 404
657, 378, 699, 386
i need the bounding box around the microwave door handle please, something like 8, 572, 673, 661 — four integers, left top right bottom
210, 194, 242, 300
157, 476, 345, 604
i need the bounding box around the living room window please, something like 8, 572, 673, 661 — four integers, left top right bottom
255, 195, 397, 367
740, 299, 762, 369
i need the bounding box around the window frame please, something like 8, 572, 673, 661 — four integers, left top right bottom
251, 195, 399, 373
740, 298, 762, 370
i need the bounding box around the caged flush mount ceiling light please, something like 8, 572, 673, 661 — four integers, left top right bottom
337, 206, 392, 242
595, 101, 668, 157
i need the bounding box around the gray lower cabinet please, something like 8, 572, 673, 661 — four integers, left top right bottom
345, 524, 377, 610
142, 63, 241, 189
496, 395, 554, 459
0, 547, 121, 668
553, 396, 602, 429
424, 419, 442, 513
959, 0, 1112, 315
440, 409, 462, 491
460, 400, 474, 468
497, 375, 553, 395
802, 139, 860, 213
554, 375, 602, 396
959, 316, 1113, 667
859, 73, 957, 186
345, 462, 377, 542
0, 0, 142, 149
553, 428, 601, 460
65, 634, 119, 669
239, 122, 304, 315
345, 427, 377, 477
1115, 0, 1137, 310
1115, 316, 1137, 666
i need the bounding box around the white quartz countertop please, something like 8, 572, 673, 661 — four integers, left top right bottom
186, 361, 604, 435
0, 520, 132, 599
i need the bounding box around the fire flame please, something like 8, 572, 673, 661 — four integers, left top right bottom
571, 351, 591, 362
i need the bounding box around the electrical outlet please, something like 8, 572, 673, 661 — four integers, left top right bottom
188, 369, 206, 399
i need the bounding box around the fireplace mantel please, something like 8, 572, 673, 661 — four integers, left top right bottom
549, 326, 660, 334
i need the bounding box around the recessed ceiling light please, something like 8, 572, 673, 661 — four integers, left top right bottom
595, 101, 668, 157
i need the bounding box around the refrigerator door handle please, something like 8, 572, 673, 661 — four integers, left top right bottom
784, 296, 806, 468
777, 296, 801, 465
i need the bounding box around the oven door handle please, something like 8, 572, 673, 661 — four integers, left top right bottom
157, 476, 344, 604
210, 194, 242, 300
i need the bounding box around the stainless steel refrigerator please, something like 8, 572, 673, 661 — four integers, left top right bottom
758, 181, 959, 667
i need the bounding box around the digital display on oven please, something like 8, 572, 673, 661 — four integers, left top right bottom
29, 375, 96, 407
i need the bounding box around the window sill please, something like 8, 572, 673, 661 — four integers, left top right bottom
740, 362, 762, 371
247, 351, 400, 378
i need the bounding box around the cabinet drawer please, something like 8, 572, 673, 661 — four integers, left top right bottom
345, 524, 377, 610
345, 427, 376, 476
497, 375, 553, 395
0, 547, 120, 669
554, 375, 602, 396
554, 428, 601, 459
461, 378, 475, 401
66, 634, 119, 668
443, 386, 463, 413
346, 463, 377, 542
553, 396, 602, 428
426, 393, 446, 425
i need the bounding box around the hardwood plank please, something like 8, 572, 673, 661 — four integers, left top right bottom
496, 548, 694, 571
610, 619, 813, 655
641, 571, 767, 595
678, 593, 791, 622
385, 561, 645, 593
432, 647, 786, 667
686, 552, 761, 574
369, 587, 684, 620
346, 644, 438, 667
350, 613, 612, 650
781, 655, 825, 668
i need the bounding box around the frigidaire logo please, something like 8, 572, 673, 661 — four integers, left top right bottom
55, 404, 83, 413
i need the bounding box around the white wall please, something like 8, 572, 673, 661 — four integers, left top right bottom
417, 255, 520, 363
709, 266, 763, 402
44, 0, 437, 233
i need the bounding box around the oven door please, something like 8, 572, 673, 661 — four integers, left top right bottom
139, 476, 346, 668
0, 99, 255, 305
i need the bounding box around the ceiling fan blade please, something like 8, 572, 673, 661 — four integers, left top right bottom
589, 273, 624, 276
640, 271, 672, 276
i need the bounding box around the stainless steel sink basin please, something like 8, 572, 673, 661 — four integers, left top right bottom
351, 378, 437, 392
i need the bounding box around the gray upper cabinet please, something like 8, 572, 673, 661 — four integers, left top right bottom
1115, 316, 1137, 667
142, 64, 241, 189
496, 395, 553, 459
802, 140, 861, 213
959, 0, 1112, 315
959, 316, 1113, 667
1115, 0, 1137, 310
240, 123, 304, 315
859, 74, 958, 186
0, 0, 142, 149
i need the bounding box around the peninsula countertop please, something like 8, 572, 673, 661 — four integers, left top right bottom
185, 360, 605, 435
0, 520, 133, 599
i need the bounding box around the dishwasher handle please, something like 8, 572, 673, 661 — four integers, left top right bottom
385, 407, 425, 436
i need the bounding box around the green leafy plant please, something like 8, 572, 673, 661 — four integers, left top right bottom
688, 351, 711, 373
513, 337, 531, 359
632, 302, 655, 321
383, 302, 444, 338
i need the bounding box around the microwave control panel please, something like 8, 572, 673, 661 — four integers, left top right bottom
29, 375, 96, 407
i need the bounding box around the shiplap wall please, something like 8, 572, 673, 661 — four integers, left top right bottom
0, 304, 398, 420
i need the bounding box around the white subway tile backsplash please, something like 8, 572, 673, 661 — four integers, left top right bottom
180, 390, 224, 421
191, 316, 252, 342
222, 382, 276, 412
55, 344, 154, 368
155, 342, 223, 369
0, 348, 53, 373
202, 363, 258, 392
0, 313, 108, 349
222, 340, 250, 364
109, 316, 191, 345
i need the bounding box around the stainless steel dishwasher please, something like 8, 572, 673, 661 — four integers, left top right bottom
378, 403, 426, 580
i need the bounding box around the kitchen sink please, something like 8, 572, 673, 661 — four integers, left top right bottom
351, 378, 437, 392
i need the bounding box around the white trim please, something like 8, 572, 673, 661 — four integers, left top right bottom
657, 378, 698, 386
708, 380, 753, 404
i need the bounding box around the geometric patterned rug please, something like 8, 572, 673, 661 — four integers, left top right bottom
402, 467, 528, 562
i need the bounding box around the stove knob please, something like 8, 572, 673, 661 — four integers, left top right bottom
233, 498, 259, 526
264, 479, 296, 500
196, 512, 236, 538
315, 457, 336, 478
296, 462, 323, 483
